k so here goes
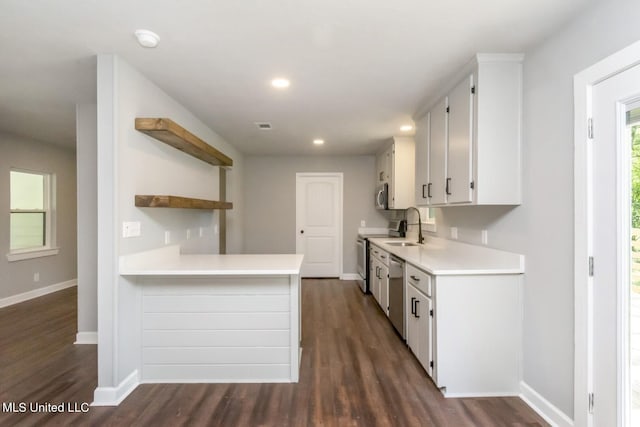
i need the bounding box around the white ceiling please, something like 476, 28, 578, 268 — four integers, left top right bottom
0, 0, 592, 155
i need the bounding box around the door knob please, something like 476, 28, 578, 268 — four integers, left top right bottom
300, 230, 304, 234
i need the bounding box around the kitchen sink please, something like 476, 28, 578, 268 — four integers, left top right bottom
386, 241, 419, 247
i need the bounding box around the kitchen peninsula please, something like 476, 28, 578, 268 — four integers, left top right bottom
119, 245, 303, 384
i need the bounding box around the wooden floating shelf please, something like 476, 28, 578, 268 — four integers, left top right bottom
135, 195, 233, 210
135, 118, 233, 167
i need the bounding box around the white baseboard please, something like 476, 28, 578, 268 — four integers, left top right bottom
75, 331, 97, 345
92, 370, 140, 406
0, 279, 77, 308
340, 273, 361, 281
520, 381, 574, 427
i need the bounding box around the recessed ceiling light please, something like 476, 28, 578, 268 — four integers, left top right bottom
134, 29, 160, 48
271, 78, 290, 89
313, 139, 324, 145
400, 124, 413, 132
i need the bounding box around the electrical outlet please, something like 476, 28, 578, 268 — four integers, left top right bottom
33, 272, 39, 282
164, 231, 171, 245
122, 221, 141, 238
450, 227, 458, 240
186, 229, 191, 239
199, 227, 204, 237
360, 220, 366, 227
214, 225, 219, 235
481, 230, 488, 245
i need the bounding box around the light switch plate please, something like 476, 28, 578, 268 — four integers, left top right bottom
360, 220, 366, 227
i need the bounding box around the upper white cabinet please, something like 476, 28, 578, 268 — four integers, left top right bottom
414, 113, 430, 204
415, 54, 523, 206
377, 136, 415, 209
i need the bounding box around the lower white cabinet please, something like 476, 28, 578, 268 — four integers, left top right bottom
405, 262, 522, 397
406, 283, 434, 378
370, 245, 390, 315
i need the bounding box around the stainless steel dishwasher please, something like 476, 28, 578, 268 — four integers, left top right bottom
388, 255, 405, 339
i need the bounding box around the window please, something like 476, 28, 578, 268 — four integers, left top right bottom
419, 207, 437, 232
7, 169, 58, 261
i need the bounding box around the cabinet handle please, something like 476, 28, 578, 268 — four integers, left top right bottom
381, 255, 386, 259
414, 300, 420, 318
411, 297, 416, 315
375, 266, 380, 278
410, 275, 420, 282
422, 184, 426, 199
427, 183, 432, 198
446, 178, 452, 195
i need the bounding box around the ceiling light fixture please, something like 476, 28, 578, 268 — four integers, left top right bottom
271, 78, 290, 89
400, 124, 413, 132
134, 29, 160, 48
313, 139, 324, 145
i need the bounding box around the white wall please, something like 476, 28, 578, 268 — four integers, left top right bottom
0, 133, 77, 301
76, 104, 97, 338
96, 54, 244, 396
243, 155, 388, 275
427, 0, 640, 419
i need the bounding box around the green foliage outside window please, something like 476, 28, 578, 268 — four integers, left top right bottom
633, 125, 640, 229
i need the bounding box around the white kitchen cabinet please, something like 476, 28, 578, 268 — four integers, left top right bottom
406, 260, 521, 397
414, 113, 430, 205
376, 136, 415, 209
379, 262, 389, 315
415, 54, 523, 206
446, 75, 473, 204
406, 282, 433, 378
432, 274, 521, 396
376, 147, 388, 184
370, 244, 390, 315
428, 98, 447, 205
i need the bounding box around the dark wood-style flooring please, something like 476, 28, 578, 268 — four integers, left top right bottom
0, 280, 548, 426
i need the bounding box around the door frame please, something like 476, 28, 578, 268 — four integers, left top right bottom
295, 172, 343, 277
574, 39, 640, 427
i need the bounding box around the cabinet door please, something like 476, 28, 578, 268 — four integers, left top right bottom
371, 258, 381, 305
384, 145, 394, 207
414, 113, 430, 206
429, 98, 447, 205
406, 285, 419, 355
380, 263, 389, 315
446, 75, 474, 204
369, 253, 375, 296
385, 145, 393, 183
376, 152, 385, 184
416, 293, 434, 377
407, 284, 434, 377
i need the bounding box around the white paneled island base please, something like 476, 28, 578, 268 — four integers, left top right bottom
120, 246, 303, 385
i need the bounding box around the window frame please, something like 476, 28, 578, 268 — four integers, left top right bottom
7, 168, 59, 262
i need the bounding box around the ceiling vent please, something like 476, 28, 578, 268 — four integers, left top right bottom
255, 122, 272, 130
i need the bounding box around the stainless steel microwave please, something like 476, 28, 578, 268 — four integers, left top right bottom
375, 183, 388, 210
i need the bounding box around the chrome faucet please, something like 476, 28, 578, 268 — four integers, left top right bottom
406, 207, 424, 244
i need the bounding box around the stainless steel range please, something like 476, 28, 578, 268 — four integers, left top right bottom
356, 220, 406, 293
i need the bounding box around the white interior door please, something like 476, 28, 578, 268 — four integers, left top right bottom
590, 63, 640, 427
295, 173, 342, 278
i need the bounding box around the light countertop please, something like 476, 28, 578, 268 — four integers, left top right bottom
368, 236, 524, 275
120, 245, 304, 276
